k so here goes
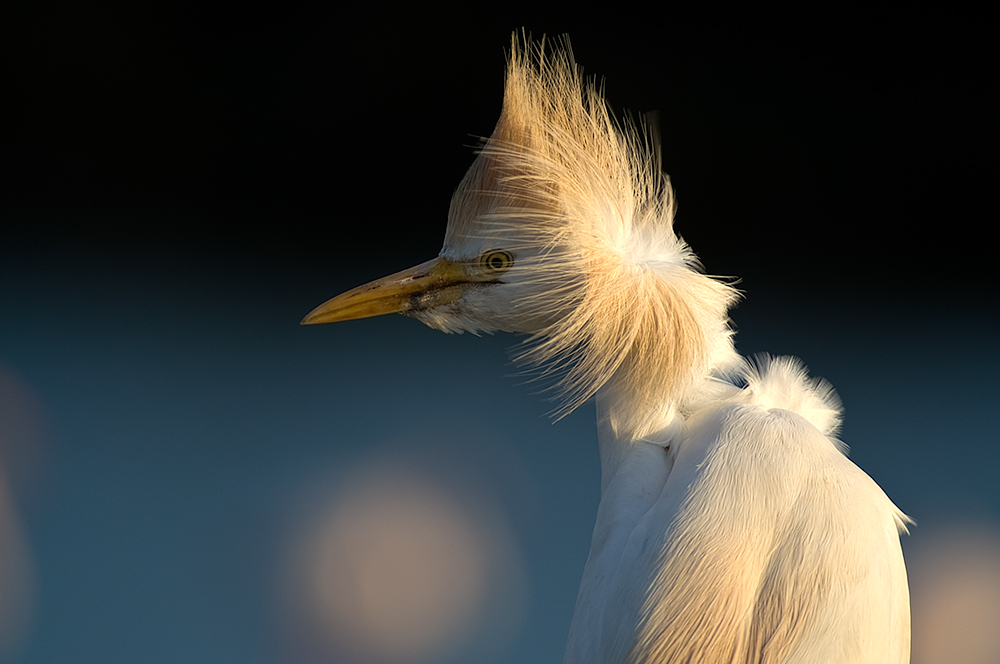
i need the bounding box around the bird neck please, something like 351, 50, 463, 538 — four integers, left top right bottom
594, 293, 741, 493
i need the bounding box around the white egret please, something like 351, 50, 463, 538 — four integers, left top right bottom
303, 35, 911, 664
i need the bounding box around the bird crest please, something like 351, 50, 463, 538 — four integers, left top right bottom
446, 35, 741, 438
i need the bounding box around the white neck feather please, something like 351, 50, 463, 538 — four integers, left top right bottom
592, 264, 741, 490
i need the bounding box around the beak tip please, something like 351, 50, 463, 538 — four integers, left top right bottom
300, 311, 323, 326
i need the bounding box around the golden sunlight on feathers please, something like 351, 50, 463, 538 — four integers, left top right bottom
304, 34, 910, 664
453, 39, 741, 434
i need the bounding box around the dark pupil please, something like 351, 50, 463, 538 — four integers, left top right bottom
489, 255, 504, 269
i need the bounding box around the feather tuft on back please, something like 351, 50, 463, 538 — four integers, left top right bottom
743, 354, 844, 439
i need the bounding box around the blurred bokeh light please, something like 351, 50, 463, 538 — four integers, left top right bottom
0, 366, 45, 660
280, 460, 525, 663
908, 522, 1000, 664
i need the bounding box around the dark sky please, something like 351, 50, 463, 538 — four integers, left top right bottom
2, 6, 990, 295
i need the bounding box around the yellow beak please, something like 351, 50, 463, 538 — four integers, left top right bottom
301, 257, 472, 325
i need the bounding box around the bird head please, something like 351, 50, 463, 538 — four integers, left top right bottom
299, 242, 568, 337
303, 35, 740, 434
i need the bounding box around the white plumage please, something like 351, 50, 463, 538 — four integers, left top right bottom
303, 34, 910, 664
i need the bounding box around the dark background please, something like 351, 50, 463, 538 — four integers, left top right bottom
1, 5, 996, 663
2, 6, 991, 292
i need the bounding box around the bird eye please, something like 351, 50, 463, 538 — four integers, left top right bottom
480, 250, 514, 275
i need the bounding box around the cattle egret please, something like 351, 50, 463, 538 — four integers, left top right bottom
303, 34, 910, 664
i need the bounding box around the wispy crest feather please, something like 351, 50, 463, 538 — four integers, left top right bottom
446, 34, 740, 437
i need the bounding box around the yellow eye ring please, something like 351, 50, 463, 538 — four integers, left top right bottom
480, 250, 514, 274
